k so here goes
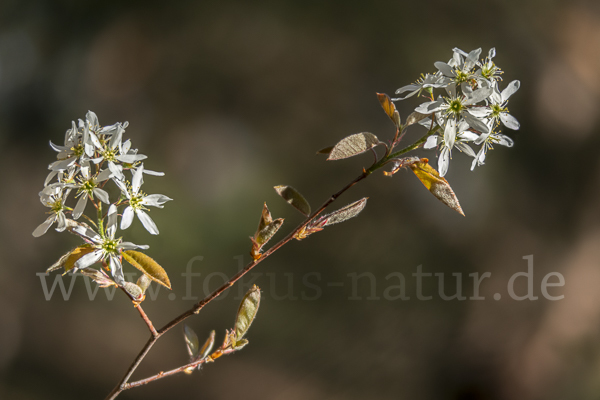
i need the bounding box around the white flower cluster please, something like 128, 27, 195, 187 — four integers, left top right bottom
394, 48, 520, 176
33, 111, 172, 284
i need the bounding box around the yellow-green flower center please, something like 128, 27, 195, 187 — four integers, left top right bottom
102, 238, 119, 254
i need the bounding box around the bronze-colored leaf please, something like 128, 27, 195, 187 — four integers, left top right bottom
327, 132, 380, 161
122, 250, 172, 289
322, 198, 368, 226
274, 185, 311, 216
405, 111, 428, 127
62, 246, 95, 273
377, 93, 401, 127
409, 159, 465, 216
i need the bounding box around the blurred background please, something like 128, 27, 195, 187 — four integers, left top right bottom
1, 0, 600, 399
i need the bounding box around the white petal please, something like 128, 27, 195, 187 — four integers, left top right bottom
32, 215, 56, 237
142, 194, 172, 208
116, 154, 147, 163
132, 164, 144, 194
455, 142, 477, 158
86, 110, 99, 128
109, 255, 125, 285
500, 113, 520, 130
460, 131, 479, 142
108, 162, 125, 181
44, 170, 58, 186
121, 139, 131, 154
72, 195, 88, 220
444, 118, 457, 150
55, 212, 67, 232
70, 223, 101, 243
118, 242, 149, 250
395, 84, 420, 95
464, 48, 482, 70
488, 48, 496, 59
462, 112, 490, 133
497, 134, 514, 147
136, 210, 159, 235
445, 83, 456, 98
142, 168, 165, 177
106, 204, 118, 238
424, 135, 439, 149
415, 99, 445, 114
88, 131, 102, 149
501, 80, 520, 102
467, 107, 492, 118
121, 207, 134, 230
49, 157, 76, 172
109, 124, 124, 149
464, 87, 493, 106
93, 188, 110, 204
434, 61, 455, 77
438, 148, 450, 177
74, 249, 103, 271
96, 168, 113, 182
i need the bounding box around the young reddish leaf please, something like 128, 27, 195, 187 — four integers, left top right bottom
409, 159, 465, 216
122, 250, 172, 289
316, 145, 334, 156
79, 267, 116, 288
235, 285, 261, 342
256, 203, 273, 234
377, 93, 401, 127
327, 132, 380, 161
274, 185, 311, 216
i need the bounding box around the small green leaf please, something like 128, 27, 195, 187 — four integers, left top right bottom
184, 325, 199, 360
136, 274, 152, 294
377, 93, 401, 127
256, 218, 283, 246
316, 145, 334, 156
274, 185, 312, 216
122, 281, 144, 301
235, 285, 261, 342
327, 132, 380, 161
409, 159, 464, 216
234, 338, 249, 350
322, 198, 368, 226
122, 250, 172, 289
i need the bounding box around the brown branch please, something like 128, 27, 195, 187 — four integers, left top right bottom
104, 169, 371, 399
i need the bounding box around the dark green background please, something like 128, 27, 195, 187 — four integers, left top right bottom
2, 1, 600, 399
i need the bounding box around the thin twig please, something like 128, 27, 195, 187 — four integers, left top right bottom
105, 128, 436, 399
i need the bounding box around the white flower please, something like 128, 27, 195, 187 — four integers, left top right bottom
471, 131, 514, 171
116, 164, 172, 235
415, 85, 493, 134
424, 119, 478, 176
67, 161, 113, 219
70, 205, 148, 284
32, 186, 70, 237
434, 48, 481, 86
487, 80, 520, 130
392, 72, 447, 101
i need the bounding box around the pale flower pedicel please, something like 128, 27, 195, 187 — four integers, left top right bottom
34, 111, 172, 287
32, 47, 520, 399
